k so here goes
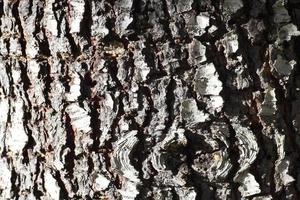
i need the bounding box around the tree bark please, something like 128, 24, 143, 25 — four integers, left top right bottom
0, 0, 300, 199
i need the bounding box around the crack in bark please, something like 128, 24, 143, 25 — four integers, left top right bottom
64, 113, 76, 179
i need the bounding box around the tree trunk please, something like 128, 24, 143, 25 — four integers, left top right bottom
0, 0, 300, 199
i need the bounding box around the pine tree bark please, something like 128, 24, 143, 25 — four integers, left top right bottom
0, 0, 300, 199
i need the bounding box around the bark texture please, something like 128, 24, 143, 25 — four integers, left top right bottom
1, 0, 300, 199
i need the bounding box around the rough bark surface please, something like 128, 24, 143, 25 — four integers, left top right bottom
1, 0, 300, 199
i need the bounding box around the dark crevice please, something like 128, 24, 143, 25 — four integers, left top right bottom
129, 0, 150, 37
59, 61, 70, 93
78, 70, 94, 103
233, 6, 277, 197
80, 0, 92, 42
10, 167, 20, 199
33, 156, 43, 199
65, 20, 81, 58
54, 170, 69, 199
127, 117, 153, 199
19, 61, 36, 164
64, 114, 76, 179
89, 97, 101, 151
236, 25, 264, 91
134, 86, 157, 198
161, 77, 176, 139
160, 0, 173, 42
183, 129, 203, 199
224, 117, 241, 199
21, 111, 36, 165
249, 94, 278, 196
143, 37, 166, 82
171, 187, 180, 200
5, 60, 15, 103
19, 61, 31, 103
39, 28, 52, 58
87, 156, 94, 175
32, 3, 44, 36
139, 86, 156, 128
28, 0, 33, 15
105, 59, 122, 90
106, 93, 125, 144
38, 62, 53, 106
33, 4, 52, 58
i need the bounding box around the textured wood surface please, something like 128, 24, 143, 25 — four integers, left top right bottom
0, 0, 300, 199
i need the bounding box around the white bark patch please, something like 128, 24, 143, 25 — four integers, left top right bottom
118, 181, 139, 200
194, 63, 223, 96
6, 100, 28, 154
91, 1, 109, 37
134, 57, 149, 82
0, 159, 11, 199
9, 38, 22, 57
196, 13, 210, 29
27, 60, 40, 77
208, 25, 218, 33
188, 38, 206, 66
253, 196, 273, 200
91, 16, 109, 37
275, 133, 295, 191
180, 99, 210, 125
44, 170, 60, 200
44, 0, 58, 36
66, 103, 91, 134
214, 151, 233, 179
237, 173, 261, 197
222, 32, 239, 55
206, 96, 224, 114
133, 41, 150, 82
66, 73, 81, 101
69, 0, 85, 33
115, 0, 133, 35
259, 87, 277, 117
276, 159, 295, 186
94, 174, 110, 191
